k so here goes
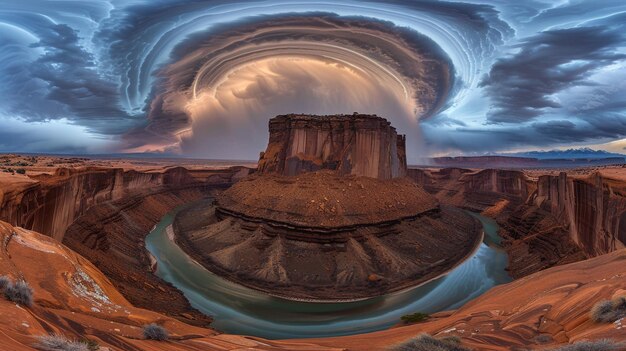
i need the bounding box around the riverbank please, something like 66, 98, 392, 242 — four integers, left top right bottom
145, 204, 510, 338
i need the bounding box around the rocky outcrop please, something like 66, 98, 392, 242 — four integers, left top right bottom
257, 114, 407, 179
0, 220, 341, 351
0, 166, 251, 241
63, 188, 215, 326
218, 171, 437, 229
408, 167, 626, 278
533, 172, 626, 256
407, 168, 532, 211
175, 202, 481, 300
177, 170, 480, 300
306, 249, 626, 351
494, 172, 626, 277
0, 164, 252, 325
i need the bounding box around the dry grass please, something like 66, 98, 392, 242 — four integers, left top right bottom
34, 334, 90, 351
391, 334, 470, 351
143, 323, 169, 341
3, 278, 33, 306
590, 297, 626, 323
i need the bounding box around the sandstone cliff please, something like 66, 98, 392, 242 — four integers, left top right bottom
0, 221, 341, 351
407, 168, 531, 211
408, 168, 626, 277
257, 114, 407, 179
0, 166, 250, 241
533, 172, 626, 256
0, 165, 252, 324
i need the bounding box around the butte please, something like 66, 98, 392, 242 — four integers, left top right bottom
173, 113, 482, 300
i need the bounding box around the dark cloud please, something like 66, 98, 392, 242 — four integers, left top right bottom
481, 25, 626, 123
25, 24, 136, 134
422, 116, 626, 155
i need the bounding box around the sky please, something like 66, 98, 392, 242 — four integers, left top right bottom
1, 0, 625, 161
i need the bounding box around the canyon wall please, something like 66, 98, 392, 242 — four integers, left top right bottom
0, 164, 251, 325
0, 220, 340, 351
533, 172, 626, 256
257, 114, 407, 179
62, 187, 216, 325
0, 166, 250, 241
407, 168, 531, 211
408, 168, 626, 277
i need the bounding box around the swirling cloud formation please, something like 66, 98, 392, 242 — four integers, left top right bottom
0, 0, 625, 160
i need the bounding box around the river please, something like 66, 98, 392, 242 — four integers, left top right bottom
145, 204, 511, 339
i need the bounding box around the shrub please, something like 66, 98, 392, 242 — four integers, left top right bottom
34, 334, 90, 351
143, 323, 169, 341
4, 279, 33, 306
535, 334, 553, 344
16, 168, 26, 174
590, 296, 626, 323
391, 333, 470, 351
546, 339, 623, 351
79, 338, 99, 351
400, 312, 430, 324
0, 275, 10, 291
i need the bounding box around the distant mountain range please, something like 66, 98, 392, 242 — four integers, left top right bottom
424, 148, 625, 169
503, 148, 625, 160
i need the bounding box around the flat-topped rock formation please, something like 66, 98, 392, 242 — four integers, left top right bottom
258, 113, 407, 179
173, 114, 481, 300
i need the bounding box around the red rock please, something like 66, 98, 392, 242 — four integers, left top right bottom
257, 114, 407, 179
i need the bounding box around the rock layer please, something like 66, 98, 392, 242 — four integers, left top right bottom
0, 166, 251, 241
175, 202, 481, 300
305, 248, 626, 351
172, 114, 482, 300
257, 114, 407, 179
2, 219, 625, 351
408, 168, 626, 278
0, 220, 342, 351
218, 171, 437, 229
0, 164, 253, 325
533, 172, 626, 256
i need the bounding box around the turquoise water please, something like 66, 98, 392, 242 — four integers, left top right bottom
145, 205, 511, 339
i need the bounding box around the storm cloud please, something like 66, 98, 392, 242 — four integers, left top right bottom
0, 0, 625, 158
481, 25, 626, 124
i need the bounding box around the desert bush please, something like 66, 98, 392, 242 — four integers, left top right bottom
0, 275, 10, 291
535, 334, 553, 344
391, 333, 470, 351
546, 339, 623, 351
400, 312, 430, 324
590, 296, 626, 323
143, 323, 169, 341
4, 279, 33, 306
79, 338, 100, 351
16, 168, 26, 174
35, 334, 90, 351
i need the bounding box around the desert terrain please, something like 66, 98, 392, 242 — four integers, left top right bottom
0, 153, 625, 350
